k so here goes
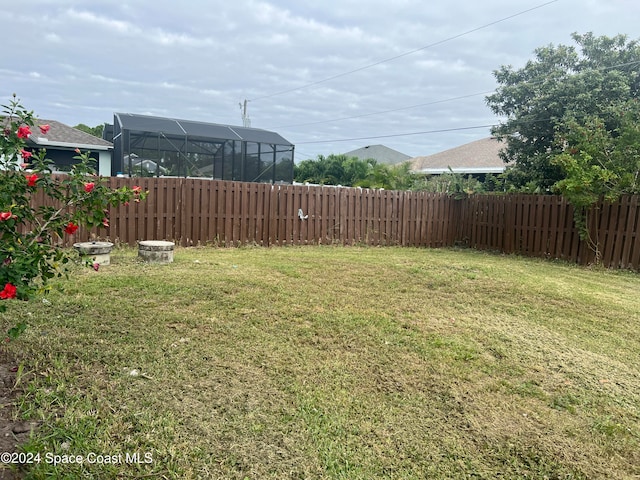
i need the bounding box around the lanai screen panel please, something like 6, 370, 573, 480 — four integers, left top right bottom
112, 113, 294, 183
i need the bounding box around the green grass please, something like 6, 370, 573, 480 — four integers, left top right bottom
2, 246, 639, 479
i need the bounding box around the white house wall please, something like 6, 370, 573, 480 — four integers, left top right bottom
98, 151, 111, 176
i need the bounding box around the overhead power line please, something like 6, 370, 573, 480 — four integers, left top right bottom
273, 58, 640, 131
273, 90, 495, 129
295, 124, 498, 144
249, 0, 559, 102
296, 86, 640, 146
283, 58, 640, 144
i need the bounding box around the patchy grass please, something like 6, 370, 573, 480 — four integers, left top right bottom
1, 246, 639, 479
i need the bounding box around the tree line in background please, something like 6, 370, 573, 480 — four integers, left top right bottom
293, 154, 501, 198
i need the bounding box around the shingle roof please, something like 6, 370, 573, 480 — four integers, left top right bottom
343, 144, 412, 165
27, 119, 112, 150
409, 137, 508, 174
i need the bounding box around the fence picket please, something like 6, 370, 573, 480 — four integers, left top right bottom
620, 196, 638, 268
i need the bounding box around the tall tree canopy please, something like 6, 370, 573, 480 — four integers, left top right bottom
486, 32, 640, 192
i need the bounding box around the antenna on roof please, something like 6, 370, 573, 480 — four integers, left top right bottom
239, 99, 251, 128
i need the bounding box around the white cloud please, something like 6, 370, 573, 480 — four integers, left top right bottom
64, 8, 132, 34
44, 33, 62, 43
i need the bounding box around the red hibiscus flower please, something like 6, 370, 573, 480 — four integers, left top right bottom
132, 185, 142, 194
20, 149, 32, 160
64, 222, 79, 235
0, 283, 17, 300
26, 174, 38, 187
17, 125, 31, 139
92, 263, 100, 271
102, 218, 109, 228
39, 124, 50, 134
84, 182, 95, 193
0, 212, 16, 222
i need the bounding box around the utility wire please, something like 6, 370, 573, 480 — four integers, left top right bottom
295, 124, 498, 144
273, 91, 495, 129
248, 0, 559, 102
295, 86, 640, 146
285, 58, 640, 144
273, 59, 640, 131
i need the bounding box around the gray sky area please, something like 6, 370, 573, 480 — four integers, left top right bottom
1, 0, 638, 160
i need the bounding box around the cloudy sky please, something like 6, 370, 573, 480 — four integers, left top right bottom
2, 0, 638, 160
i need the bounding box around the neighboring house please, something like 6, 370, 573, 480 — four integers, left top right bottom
24, 119, 113, 176
409, 137, 508, 176
343, 145, 412, 165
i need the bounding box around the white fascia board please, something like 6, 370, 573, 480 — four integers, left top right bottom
33, 137, 112, 151
415, 167, 506, 175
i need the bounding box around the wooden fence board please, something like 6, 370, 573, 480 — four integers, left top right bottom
600, 201, 617, 267
338, 188, 347, 244
620, 196, 638, 268
610, 196, 628, 268
363, 189, 372, 245
412, 194, 421, 246
627, 196, 640, 268
268, 185, 278, 246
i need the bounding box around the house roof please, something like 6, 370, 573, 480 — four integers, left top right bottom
114, 113, 293, 146
409, 137, 508, 174
1, 118, 112, 151
343, 144, 412, 165
26, 119, 112, 151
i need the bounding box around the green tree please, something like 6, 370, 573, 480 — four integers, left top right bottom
294, 154, 417, 190
551, 100, 640, 261
294, 155, 330, 184
356, 161, 389, 189
358, 162, 418, 190
74, 123, 104, 138
294, 154, 371, 186
486, 32, 640, 192
411, 169, 486, 198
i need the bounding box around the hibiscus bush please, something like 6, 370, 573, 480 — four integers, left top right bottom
0, 94, 147, 335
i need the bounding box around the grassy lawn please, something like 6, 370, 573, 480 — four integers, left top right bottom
1, 245, 639, 479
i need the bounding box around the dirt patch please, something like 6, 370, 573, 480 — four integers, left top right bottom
0, 353, 38, 480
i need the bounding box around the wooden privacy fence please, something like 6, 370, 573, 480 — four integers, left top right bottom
32, 177, 640, 269
458, 194, 640, 269
101, 177, 459, 248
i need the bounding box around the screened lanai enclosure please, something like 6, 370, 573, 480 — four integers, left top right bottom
109, 113, 294, 183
